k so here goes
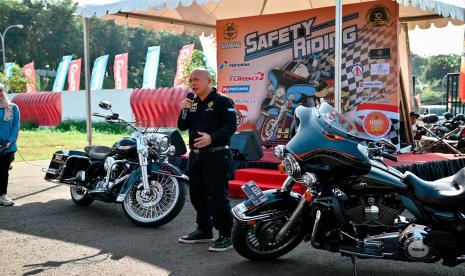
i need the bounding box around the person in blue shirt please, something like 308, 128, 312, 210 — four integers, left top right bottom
0, 83, 20, 206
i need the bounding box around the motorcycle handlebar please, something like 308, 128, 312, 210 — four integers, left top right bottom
379, 151, 398, 162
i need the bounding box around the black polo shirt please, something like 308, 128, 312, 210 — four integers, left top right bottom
178, 88, 237, 149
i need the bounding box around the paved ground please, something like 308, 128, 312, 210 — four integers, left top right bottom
2, 161, 465, 276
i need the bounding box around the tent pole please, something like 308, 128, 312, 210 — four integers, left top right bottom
83, 17, 92, 145
334, 0, 342, 113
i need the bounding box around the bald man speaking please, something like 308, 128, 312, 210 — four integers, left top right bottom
177, 68, 237, 252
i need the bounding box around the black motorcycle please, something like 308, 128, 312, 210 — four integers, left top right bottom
44, 101, 187, 227
232, 102, 465, 274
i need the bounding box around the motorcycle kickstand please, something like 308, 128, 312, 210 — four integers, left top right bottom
351, 255, 358, 276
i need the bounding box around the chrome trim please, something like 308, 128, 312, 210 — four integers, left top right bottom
283, 153, 301, 178
232, 206, 287, 223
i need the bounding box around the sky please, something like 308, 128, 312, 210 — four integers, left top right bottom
409, 22, 464, 56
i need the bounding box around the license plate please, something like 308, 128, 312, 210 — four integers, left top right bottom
241, 181, 268, 206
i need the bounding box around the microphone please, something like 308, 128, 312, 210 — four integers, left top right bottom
182, 92, 195, 120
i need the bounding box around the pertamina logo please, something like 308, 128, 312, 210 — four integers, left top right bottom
221, 85, 250, 93
219, 61, 250, 71
363, 111, 391, 138
223, 23, 238, 41
228, 72, 265, 82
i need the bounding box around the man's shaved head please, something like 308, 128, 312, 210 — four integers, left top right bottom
190, 68, 212, 80
189, 68, 213, 99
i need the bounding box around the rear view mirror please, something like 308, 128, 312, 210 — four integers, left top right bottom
99, 101, 112, 110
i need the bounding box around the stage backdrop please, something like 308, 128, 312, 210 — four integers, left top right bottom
217, 0, 400, 147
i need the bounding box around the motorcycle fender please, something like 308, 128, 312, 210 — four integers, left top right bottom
232, 189, 302, 224
116, 162, 188, 203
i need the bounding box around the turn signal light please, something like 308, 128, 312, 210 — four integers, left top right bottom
278, 164, 286, 174
304, 189, 313, 202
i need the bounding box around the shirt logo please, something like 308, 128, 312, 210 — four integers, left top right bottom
206, 101, 215, 111
190, 102, 198, 112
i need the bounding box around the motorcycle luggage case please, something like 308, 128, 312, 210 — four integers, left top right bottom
44, 150, 90, 183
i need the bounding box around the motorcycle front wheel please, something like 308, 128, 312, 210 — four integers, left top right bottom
260, 116, 278, 143
232, 218, 304, 260
122, 174, 186, 227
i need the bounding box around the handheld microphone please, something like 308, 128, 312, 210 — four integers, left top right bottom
182, 92, 195, 120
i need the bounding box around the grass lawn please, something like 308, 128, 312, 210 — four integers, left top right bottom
15, 129, 189, 162
16, 130, 130, 162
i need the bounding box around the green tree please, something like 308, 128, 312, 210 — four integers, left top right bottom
423, 54, 460, 81
0, 64, 30, 93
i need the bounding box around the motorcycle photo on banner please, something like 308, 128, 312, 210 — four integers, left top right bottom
43, 101, 188, 227
217, 0, 400, 148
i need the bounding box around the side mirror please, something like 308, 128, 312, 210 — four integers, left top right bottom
378, 138, 396, 151
99, 101, 112, 110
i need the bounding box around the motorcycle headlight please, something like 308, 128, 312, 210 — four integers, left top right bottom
273, 145, 286, 160
267, 83, 275, 92
276, 86, 286, 98
168, 145, 176, 156
158, 136, 170, 153
282, 153, 301, 178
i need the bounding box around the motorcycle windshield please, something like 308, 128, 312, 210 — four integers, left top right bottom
286, 103, 371, 177
317, 102, 358, 138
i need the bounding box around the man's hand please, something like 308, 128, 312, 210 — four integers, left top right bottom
194, 132, 212, 148
180, 98, 193, 110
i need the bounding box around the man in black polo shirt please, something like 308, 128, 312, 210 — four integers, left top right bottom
177, 68, 237, 252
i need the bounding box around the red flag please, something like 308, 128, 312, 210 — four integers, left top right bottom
67, 59, 82, 91
174, 44, 195, 87
460, 33, 465, 102
22, 62, 36, 92
114, 53, 128, 89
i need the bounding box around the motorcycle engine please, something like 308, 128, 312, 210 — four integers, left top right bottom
399, 224, 436, 262
343, 193, 403, 225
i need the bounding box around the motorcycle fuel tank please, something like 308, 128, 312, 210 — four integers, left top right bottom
112, 137, 137, 157
360, 161, 408, 191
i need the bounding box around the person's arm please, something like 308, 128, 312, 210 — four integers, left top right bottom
8, 105, 20, 144
210, 97, 237, 143
177, 112, 190, 131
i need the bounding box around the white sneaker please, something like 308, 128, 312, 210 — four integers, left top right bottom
0, 195, 14, 206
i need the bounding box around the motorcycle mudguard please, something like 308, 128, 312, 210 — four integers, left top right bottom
116, 162, 188, 202
232, 189, 302, 224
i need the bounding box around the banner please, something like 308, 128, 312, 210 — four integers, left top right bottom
114, 53, 128, 89
4, 62, 15, 78
90, 55, 109, 91
200, 34, 217, 76
22, 62, 36, 93
217, 0, 400, 146
459, 29, 465, 102
53, 55, 72, 92
67, 59, 82, 91
143, 46, 161, 88
173, 44, 194, 87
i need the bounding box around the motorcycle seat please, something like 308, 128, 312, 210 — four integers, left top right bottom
404, 168, 465, 206
84, 145, 111, 160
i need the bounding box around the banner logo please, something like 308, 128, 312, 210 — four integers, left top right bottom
223, 23, 238, 40
366, 5, 392, 28
221, 85, 250, 93
350, 64, 364, 76
363, 111, 391, 138
228, 72, 265, 82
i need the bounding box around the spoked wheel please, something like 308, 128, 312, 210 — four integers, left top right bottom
70, 186, 94, 206
232, 218, 304, 260
260, 116, 278, 143
122, 174, 186, 227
